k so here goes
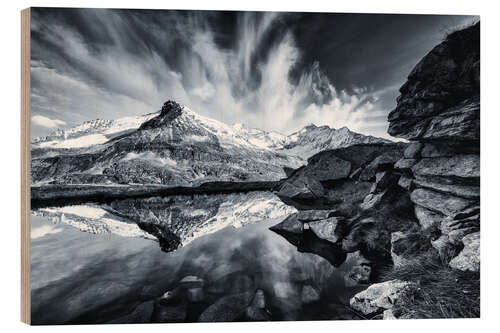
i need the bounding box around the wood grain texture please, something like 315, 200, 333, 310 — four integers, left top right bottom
21, 7, 31, 325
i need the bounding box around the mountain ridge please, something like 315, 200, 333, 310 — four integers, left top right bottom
31, 100, 392, 186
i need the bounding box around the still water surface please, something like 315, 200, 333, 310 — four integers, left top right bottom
30, 192, 362, 324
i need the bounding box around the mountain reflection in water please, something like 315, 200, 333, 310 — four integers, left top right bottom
30, 192, 363, 324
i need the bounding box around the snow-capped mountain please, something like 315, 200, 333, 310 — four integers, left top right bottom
32, 191, 297, 252
281, 124, 391, 158
32, 113, 158, 149
31, 100, 390, 186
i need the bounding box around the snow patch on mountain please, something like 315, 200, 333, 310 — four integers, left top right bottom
37, 133, 109, 149
32, 205, 156, 240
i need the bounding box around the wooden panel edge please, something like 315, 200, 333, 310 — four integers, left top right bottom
21, 7, 31, 325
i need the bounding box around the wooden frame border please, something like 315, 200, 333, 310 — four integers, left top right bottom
21, 7, 31, 325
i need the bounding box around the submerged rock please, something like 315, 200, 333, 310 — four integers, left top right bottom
198, 292, 253, 322
108, 301, 155, 324
301, 285, 321, 304
245, 289, 270, 321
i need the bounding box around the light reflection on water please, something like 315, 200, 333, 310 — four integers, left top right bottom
30, 193, 362, 324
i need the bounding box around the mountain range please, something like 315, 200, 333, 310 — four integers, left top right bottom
31, 101, 391, 186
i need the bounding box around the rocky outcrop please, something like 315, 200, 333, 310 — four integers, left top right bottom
272, 142, 418, 277
388, 22, 480, 272
276, 143, 406, 211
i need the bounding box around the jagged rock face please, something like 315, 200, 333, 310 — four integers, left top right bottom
388, 23, 480, 272
388, 23, 479, 141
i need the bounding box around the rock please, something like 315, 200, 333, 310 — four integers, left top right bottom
198, 292, 253, 322
441, 207, 480, 244
349, 167, 363, 179
414, 205, 445, 230
350, 280, 416, 315
308, 216, 346, 244
109, 301, 155, 324
303, 155, 352, 182
391, 232, 407, 267
297, 209, 339, 222
269, 214, 303, 240
359, 151, 403, 181
360, 191, 387, 210
383, 309, 397, 320
421, 141, 479, 158
431, 235, 460, 262
273, 281, 300, 299
301, 285, 321, 304
394, 158, 417, 170
343, 251, 372, 287
397, 175, 414, 191
387, 22, 479, 141
159, 288, 183, 304
420, 100, 479, 141
344, 265, 371, 287
278, 175, 325, 200
371, 171, 399, 193
151, 300, 187, 323
245, 289, 270, 321
179, 275, 204, 289
186, 287, 205, 303
412, 155, 479, 179
413, 175, 480, 199
449, 232, 480, 272
410, 188, 474, 217
404, 143, 423, 159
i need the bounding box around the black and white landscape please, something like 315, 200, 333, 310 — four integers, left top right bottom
30, 8, 480, 324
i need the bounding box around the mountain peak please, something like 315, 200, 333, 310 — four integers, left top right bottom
139, 100, 184, 130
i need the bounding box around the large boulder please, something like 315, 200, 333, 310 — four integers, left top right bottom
278, 175, 325, 200
350, 280, 417, 316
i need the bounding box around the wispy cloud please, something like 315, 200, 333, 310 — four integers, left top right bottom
31, 115, 66, 129
29, 9, 476, 139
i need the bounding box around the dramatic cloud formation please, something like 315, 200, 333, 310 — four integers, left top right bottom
30, 9, 476, 139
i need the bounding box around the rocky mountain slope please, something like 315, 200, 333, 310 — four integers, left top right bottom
31, 101, 389, 186
270, 22, 480, 319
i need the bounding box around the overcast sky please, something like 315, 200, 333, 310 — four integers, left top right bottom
30, 8, 477, 139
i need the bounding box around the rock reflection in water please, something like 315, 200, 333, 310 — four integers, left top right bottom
30, 192, 362, 324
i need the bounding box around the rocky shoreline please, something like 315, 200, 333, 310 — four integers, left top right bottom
270, 22, 480, 319
31, 181, 283, 208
